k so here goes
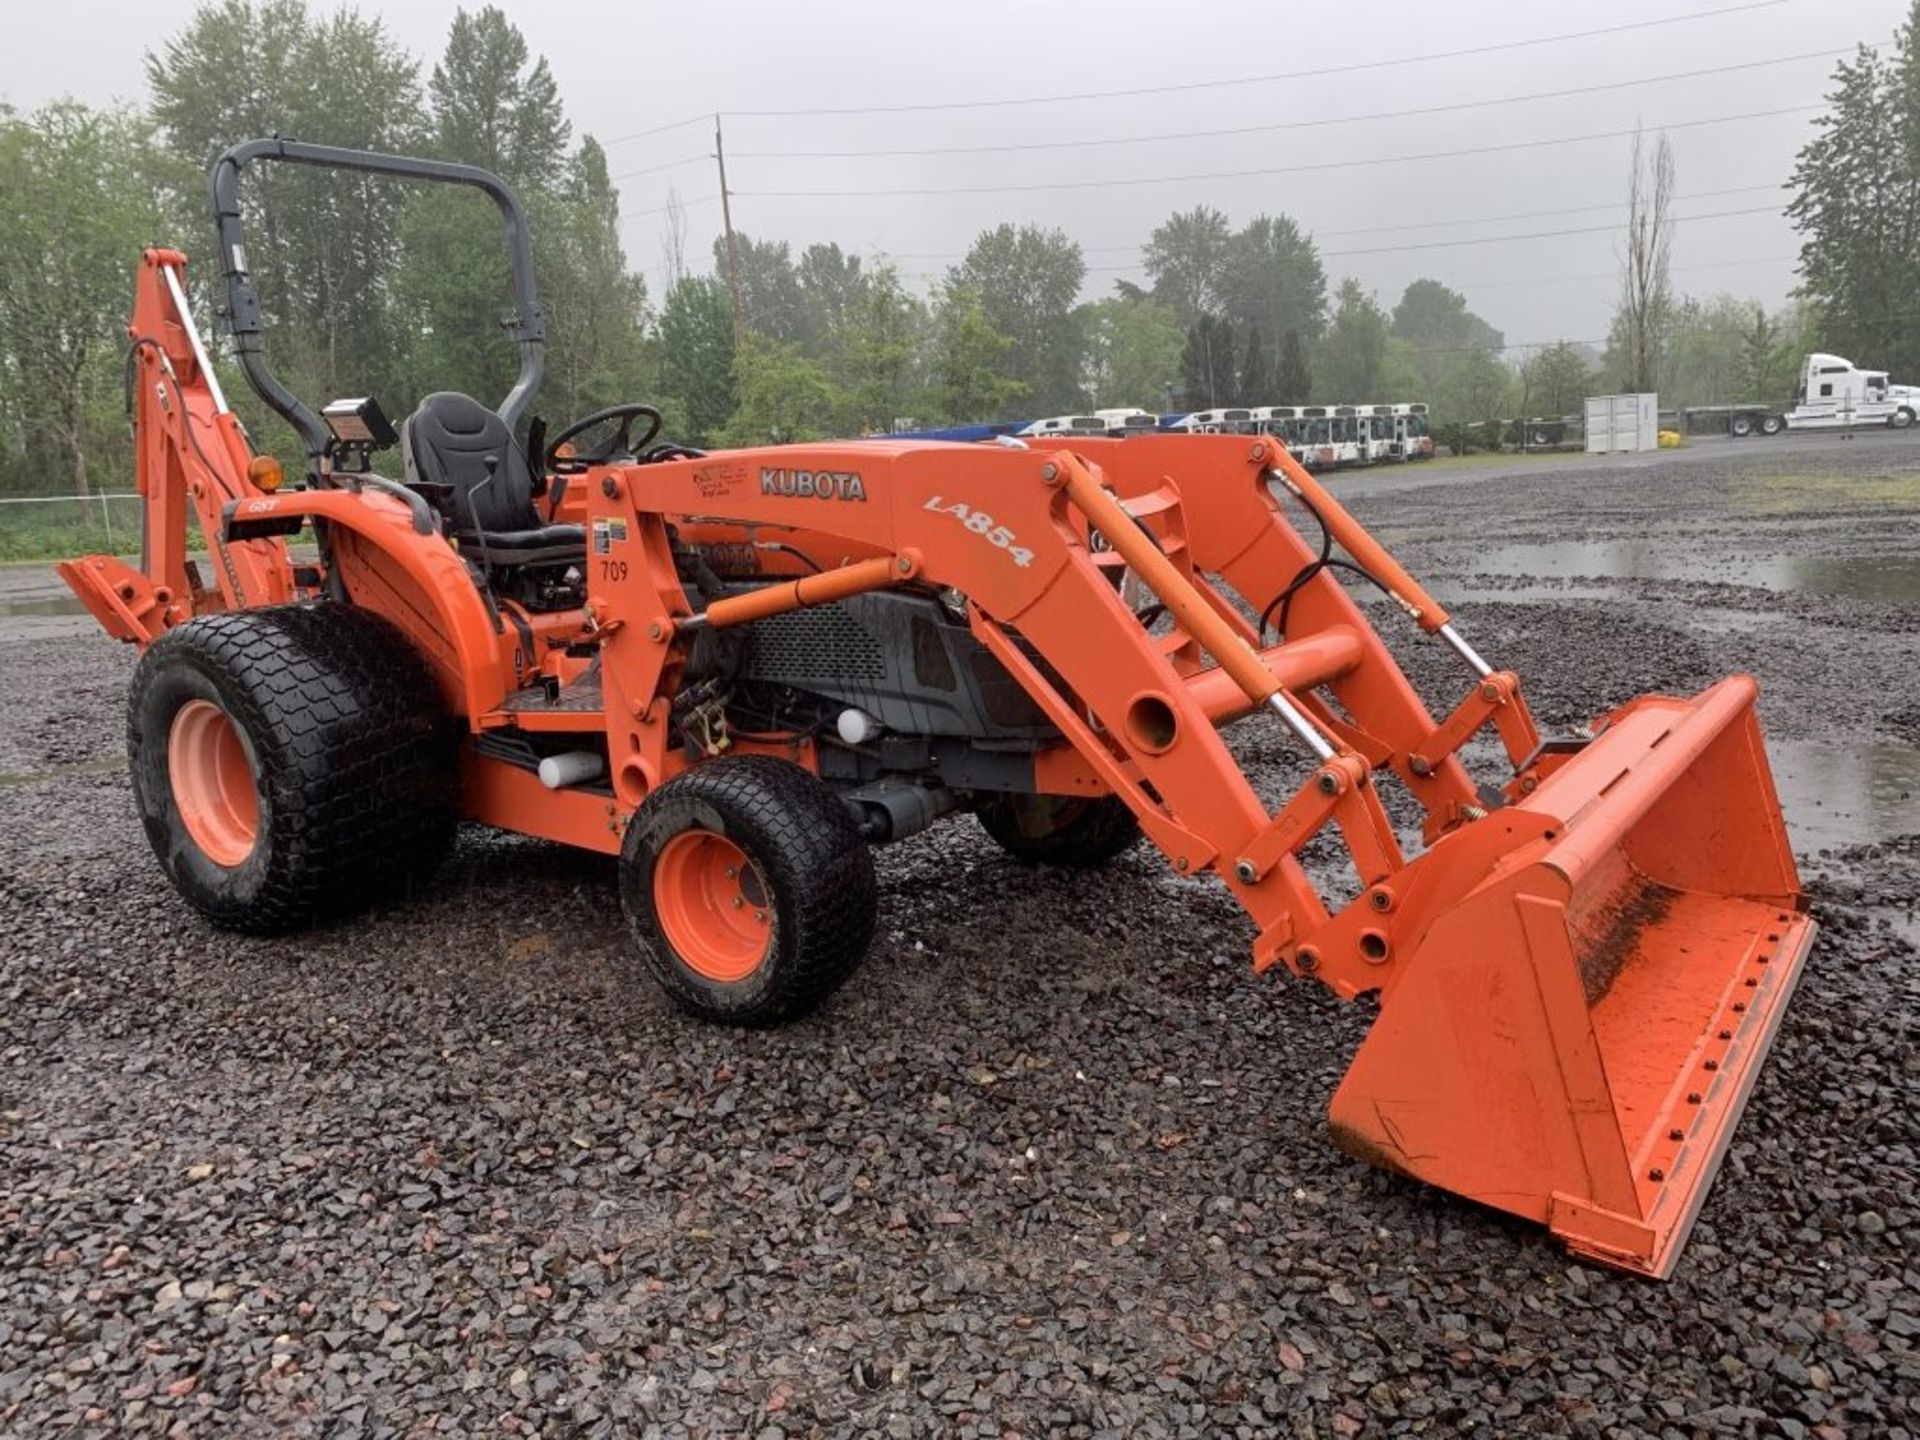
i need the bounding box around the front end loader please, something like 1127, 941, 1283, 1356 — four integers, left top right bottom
61, 139, 1813, 1279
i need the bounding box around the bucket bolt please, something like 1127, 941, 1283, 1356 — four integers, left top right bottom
1233, 859, 1258, 884
1297, 946, 1320, 972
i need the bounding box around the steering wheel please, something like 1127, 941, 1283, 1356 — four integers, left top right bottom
546, 404, 663, 468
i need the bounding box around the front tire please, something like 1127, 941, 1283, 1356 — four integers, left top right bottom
1892, 407, 1915, 430
978, 793, 1141, 867
621, 757, 877, 1025
128, 604, 455, 934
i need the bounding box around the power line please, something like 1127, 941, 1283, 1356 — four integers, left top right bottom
602, 114, 711, 149
1320, 203, 1782, 260
732, 48, 1844, 161
735, 104, 1819, 200
873, 183, 1787, 262
723, 0, 1793, 118
1464, 252, 1798, 290
620, 193, 721, 223
607, 153, 709, 182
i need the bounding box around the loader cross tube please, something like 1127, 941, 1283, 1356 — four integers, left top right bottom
1049, 453, 1337, 761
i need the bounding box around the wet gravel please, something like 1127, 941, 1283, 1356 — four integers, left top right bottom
1, 436, 1916, 1436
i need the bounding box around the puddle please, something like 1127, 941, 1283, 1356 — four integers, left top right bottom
1769, 738, 1920, 854
1480, 540, 1920, 602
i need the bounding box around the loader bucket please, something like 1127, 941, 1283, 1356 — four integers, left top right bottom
1329, 676, 1814, 1278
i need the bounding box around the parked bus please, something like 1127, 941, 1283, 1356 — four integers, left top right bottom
1361, 404, 1401, 462
1331, 406, 1367, 466
1298, 407, 1340, 469
1393, 402, 1434, 459
1171, 407, 1258, 435
1252, 405, 1323, 469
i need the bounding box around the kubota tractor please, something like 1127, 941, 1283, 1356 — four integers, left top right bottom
63, 140, 1814, 1278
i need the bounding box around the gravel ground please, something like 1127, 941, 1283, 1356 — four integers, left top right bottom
1, 436, 1916, 1437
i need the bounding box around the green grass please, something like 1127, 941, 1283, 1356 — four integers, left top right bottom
0, 523, 122, 562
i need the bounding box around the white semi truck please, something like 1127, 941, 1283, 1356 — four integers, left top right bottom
1725, 353, 1919, 436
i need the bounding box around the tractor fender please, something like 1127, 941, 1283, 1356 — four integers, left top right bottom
221, 487, 511, 718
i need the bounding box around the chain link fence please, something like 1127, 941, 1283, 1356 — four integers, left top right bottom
0, 492, 144, 561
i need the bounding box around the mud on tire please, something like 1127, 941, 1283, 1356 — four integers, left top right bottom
977, 793, 1142, 867
128, 604, 456, 933
621, 756, 878, 1026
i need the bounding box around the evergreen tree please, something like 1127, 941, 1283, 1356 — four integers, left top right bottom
1275, 327, 1312, 404
1788, 13, 1920, 376
1314, 281, 1388, 401
1179, 315, 1237, 409
1237, 322, 1276, 403
932, 286, 1026, 422
430, 5, 569, 193
658, 276, 738, 444
947, 225, 1085, 412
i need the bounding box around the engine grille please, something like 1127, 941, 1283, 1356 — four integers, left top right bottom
746, 607, 888, 684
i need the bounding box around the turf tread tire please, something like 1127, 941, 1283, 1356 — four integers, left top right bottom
621, 757, 877, 1026
978, 793, 1142, 868
128, 604, 455, 934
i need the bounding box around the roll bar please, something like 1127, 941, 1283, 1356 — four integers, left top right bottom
209, 138, 546, 467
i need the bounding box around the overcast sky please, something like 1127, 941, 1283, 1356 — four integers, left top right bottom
2, 0, 1909, 348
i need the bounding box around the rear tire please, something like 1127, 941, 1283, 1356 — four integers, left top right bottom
1760, 414, 1785, 436
621, 757, 877, 1025
978, 793, 1141, 867
128, 604, 456, 934
1729, 413, 1754, 438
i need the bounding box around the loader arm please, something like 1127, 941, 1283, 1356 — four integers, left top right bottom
584, 435, 1811, 1277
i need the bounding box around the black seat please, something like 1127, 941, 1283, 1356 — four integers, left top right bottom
401, 392, 585, 566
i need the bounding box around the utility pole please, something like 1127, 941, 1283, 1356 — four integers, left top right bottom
714, 113, 746, 351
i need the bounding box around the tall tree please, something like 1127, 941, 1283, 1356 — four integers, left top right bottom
1788, 16, 1920, 377
1617, 125, 1675, 393
147, 1, 422, 406
1080, 296, 1184, 410
658, 276, 738, 444
1314, 280, 1388, 401
1275, 327, 1312, 404
1218, 214, 1328, 372
835, 262, 927, 432
1733, 304, 1795, 400
537, 137, 651, 423
715, 233, 807, 346
429, 5, 569, 193
0, 104, 167, 499
1179, 314, 1238, 409
718, 337, 842, 446
1144, 206, 1233, 326
1237, 321, 1276, 403
1518, 342, 1594, 418
947, 224, 1085, 412
1390, 278, 1505, 399
932, 286, 1025, 422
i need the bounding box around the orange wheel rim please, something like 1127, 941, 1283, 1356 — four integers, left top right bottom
167, 699, 259, 867
652, 830, 770, 982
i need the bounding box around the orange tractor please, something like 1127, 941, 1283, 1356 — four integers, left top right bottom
64, 140, 1813, 1278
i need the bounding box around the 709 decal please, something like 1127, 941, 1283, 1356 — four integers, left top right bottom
923, 495, 1034, 568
